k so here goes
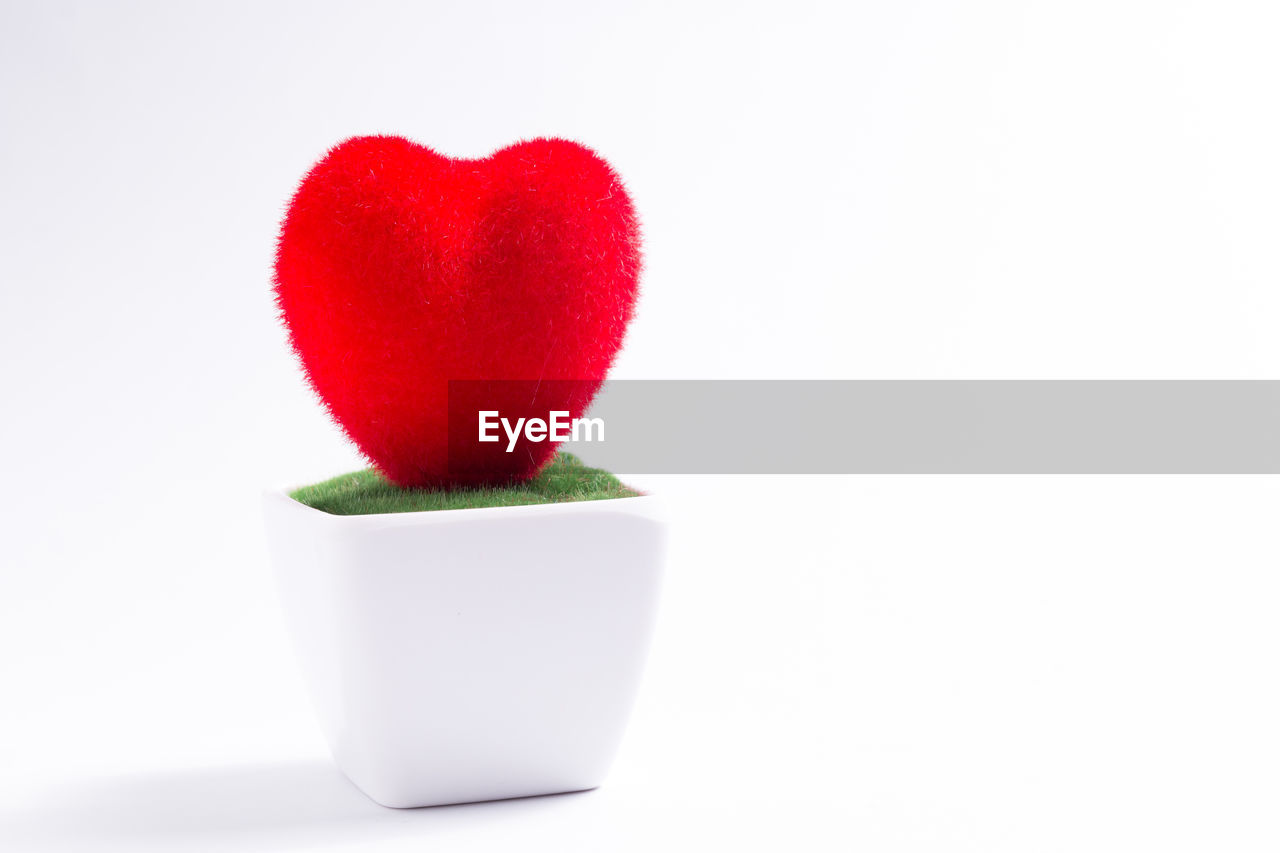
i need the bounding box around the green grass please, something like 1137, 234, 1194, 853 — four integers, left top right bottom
289, 452, 641, 516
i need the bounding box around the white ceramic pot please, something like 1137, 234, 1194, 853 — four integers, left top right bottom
262, 491, 666, 808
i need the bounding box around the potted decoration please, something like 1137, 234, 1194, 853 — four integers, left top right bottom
262, 135, 666, 809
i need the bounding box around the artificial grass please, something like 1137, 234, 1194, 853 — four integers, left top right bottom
289, 452, 641, 516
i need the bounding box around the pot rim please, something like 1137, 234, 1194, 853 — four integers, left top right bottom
263, 487, 661, 529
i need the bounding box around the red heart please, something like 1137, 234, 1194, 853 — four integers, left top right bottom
274, 136, 641, 487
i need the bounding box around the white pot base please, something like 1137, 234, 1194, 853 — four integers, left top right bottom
263, 492, 666, 809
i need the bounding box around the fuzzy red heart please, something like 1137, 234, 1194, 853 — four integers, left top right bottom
274, 136, 641, 487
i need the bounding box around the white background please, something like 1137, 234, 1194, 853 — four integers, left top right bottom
3, 1, 1280, 850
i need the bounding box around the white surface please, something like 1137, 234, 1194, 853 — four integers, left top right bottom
3, 0, 1280, 850
263, 492, 665, 808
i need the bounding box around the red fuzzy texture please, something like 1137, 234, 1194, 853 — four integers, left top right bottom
274, 136, 641, 487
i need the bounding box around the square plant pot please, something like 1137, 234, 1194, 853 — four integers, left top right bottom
263, 491, 667, 809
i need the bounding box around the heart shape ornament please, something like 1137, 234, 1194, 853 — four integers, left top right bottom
274, 136, 641, 487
